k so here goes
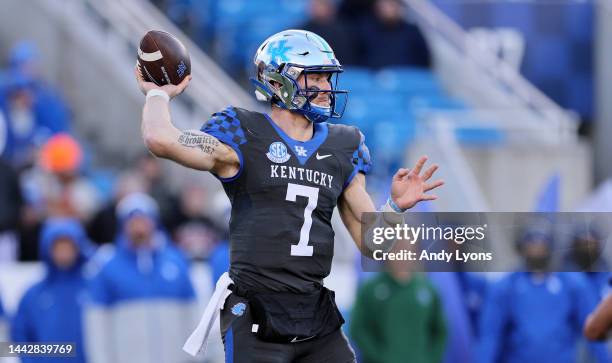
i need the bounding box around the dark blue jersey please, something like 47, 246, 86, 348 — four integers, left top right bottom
202, 106, 371, 293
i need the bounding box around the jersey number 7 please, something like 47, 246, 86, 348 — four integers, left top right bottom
286, 183, 319, 257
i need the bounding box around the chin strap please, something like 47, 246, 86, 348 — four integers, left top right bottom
303, 104, 332, 123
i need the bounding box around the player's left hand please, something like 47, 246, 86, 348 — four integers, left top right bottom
390, 156, 444, 210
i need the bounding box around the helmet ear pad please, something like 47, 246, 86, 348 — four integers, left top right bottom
264, 67, 302, 109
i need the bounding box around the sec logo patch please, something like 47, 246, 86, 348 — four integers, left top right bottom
267, 142, 291, 163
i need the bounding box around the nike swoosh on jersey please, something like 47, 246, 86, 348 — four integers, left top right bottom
316, 153, 332, 160
291, 335, 316, 343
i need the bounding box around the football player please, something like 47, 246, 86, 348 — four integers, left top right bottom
136, 29, 443, 362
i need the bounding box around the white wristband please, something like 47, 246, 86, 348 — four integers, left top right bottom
146, 89, 170, 102
383, 201, 398, 213
384, 198, 406, 214
380, 199, 405, 226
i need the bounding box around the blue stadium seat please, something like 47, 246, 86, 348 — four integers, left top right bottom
237, 18, 297, 64
454, 127, 505, 145
209, 0, 308, 73
368, 118, 415, 163
213, 0, 249, 26
408, 95, 466, 111
278, 0, 308, 17
342, 94, 370, 127
339, 68, 374, 93
366, 93, 409, 117
343, 92, 409, 130
376, 67, 442, 94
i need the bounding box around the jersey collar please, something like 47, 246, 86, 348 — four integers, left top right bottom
264, 114, 329, 166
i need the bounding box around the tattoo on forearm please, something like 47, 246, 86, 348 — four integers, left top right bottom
178, 131, 220, 155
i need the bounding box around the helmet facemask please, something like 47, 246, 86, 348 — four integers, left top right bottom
296, 67, 348, 123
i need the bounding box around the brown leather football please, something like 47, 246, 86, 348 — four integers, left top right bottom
137, 30, 191, 86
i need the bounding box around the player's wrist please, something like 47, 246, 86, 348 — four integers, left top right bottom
385, 197, 407, 213
380, 197, 405, 228
146, 89, 170, 102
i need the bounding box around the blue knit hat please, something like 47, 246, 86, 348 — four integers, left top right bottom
518, 226, 554, 248
115, 192, 159, 222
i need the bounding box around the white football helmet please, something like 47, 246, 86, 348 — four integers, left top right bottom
251, 29, 348, 123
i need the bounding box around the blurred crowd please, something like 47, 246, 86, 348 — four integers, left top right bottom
0, 41, 227, 264
349, 226, 611, 363
297, 0, 430, 70
0, 188, 609, 362
0, 40, 228, 362
152, 0, 431, 80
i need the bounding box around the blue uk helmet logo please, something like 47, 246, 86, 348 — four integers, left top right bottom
266, 142, 291, 163
267, 40, 292, 63
231, 302, 246, 316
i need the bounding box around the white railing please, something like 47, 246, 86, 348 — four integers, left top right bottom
399, 0, 585, 211
50, 0, 258, 127
432, 119, 491, 211
404, 0, 578, 142
408, 120, 491, 212
21, 0, 261, 190
100, 0, 256, 110
419, 108, 565, 143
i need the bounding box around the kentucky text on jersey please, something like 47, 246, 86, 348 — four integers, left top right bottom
201, 106, 371, 293
270, 165, 334, 189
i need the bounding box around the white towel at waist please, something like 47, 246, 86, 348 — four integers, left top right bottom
183, 271, 233, 357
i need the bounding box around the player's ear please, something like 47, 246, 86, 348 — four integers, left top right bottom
296, 73, 306, 87
270, 80, 282, 90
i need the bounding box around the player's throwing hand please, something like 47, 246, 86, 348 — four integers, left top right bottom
135, 65, 191, 99
390, 156, 444, 210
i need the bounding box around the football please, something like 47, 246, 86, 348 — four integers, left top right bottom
137, 30, 191, 86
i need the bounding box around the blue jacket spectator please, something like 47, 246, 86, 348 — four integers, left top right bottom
478, 272, 610, 363
84, 193, 197, 363
0, 41, 71, 168
584, 271, 612, 301
11, 218, 93, 363
338, 0, 376, 20
456, 271, 488, 336
359, 0, 431, 69
429, 272, 486, 363
565, 225, 610, 300
0, 72, 70, 168
479, 227, 610, 363
301, 0, 360, 65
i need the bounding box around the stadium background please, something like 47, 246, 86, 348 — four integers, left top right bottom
0, 0, 609, 362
